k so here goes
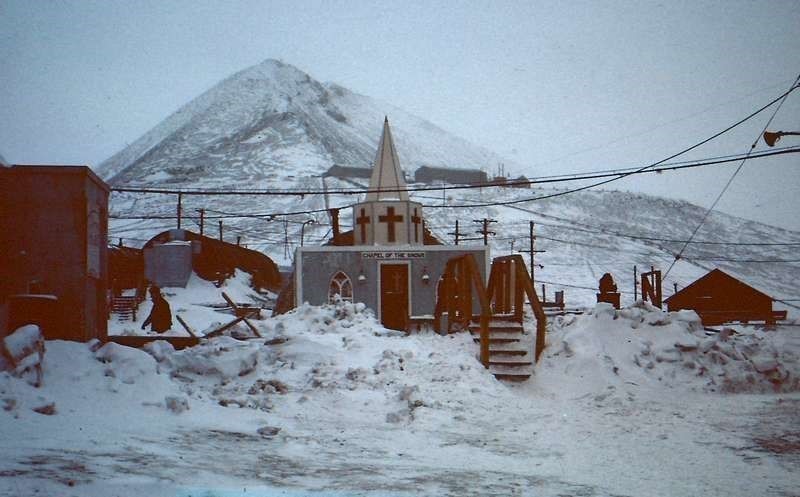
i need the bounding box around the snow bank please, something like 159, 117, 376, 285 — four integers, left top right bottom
94, 342, 158, 384
129, 299, 499, 424
0, 325, 44, 387
3, 325, 44, 359
540, 302, 800, 394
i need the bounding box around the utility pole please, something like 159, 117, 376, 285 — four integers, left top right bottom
448, 220, 461, 245
633, 265, 638, 301
196, 209, 205, 236
283, 220, 289, 259
473, 218, 497, 246
177, 193, 183, 229
218, 220, 223, 241
519, 221, 545, 282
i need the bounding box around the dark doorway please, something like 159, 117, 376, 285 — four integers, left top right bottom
380, 264, 409, 331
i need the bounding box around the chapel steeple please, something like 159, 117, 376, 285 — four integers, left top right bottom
366, 117, 409, 201
351, 118, 423, 246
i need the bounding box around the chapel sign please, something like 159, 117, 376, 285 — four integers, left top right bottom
361, 251, 426, 260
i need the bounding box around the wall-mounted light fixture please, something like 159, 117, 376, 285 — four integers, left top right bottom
421, 267, 430, 284
358, 269, 367, 283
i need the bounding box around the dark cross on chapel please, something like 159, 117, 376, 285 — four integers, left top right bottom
379, 206, 403, 242
356, 208, 371, 242
411, 208, 421, 243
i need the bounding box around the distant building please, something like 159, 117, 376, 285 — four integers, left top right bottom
414, 165, 488, 185
324, 164, 373, 180
488, 175, 531, 188
0, 165, 110, 341
665, 269, 785, 325
509, 175, 531, 188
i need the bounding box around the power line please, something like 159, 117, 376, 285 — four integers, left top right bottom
499, 205, 800, 246
425, 86, 800, 209
534, 278, 636, 295
683, 258, 800, 263
108, 145, 800, 197
664, 74, 800, 278
523, 78, 798, 171
106, 146, 799, 221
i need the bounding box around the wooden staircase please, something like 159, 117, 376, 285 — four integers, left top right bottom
469, 318, 533, 382
111, 295, 141, 321
434, 254, 547, 383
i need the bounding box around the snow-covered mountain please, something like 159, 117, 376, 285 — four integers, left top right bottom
99, 59, 511, 186
101, 59, 800, 306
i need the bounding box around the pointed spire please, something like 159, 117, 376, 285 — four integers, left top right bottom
366, 118, 408, 201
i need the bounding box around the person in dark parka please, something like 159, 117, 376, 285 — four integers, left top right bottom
141, 285, 172, 332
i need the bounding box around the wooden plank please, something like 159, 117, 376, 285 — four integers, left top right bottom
205, 316, 246, 338
221, 291, 262, 338
108, 335, 200, 350
175, 315, 197, 338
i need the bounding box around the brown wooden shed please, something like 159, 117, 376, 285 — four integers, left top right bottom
0, 165, 109, 341
665, 269, 784, 325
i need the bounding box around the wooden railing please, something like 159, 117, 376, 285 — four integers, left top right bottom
433, 253, 548, 366
433, 254, 492, 366
486, 255, 547, 361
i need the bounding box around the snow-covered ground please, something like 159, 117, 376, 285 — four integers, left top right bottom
109, 270, 271, 338
2, 285, 799, 496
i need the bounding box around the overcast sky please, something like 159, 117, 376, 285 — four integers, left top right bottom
2, 1, 799, 229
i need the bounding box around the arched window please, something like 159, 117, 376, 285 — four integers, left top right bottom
328, 271, 353, 303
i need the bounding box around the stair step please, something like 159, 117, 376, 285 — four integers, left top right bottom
470, 329, 524, 336
472, 336, 520, 344
489, 359, 532, 367
489, 348, 528, 356
472, 333, 523, 341
489, 361, 533, 371
470, 322, 523, 330
493, 373, 532, 382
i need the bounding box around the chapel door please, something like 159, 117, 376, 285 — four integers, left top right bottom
380, 264, 409, 331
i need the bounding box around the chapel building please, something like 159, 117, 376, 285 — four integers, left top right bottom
292, 118, 489, 330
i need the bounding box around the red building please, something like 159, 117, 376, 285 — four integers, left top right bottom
665, 269, 784, 325
0, 165, 109, 341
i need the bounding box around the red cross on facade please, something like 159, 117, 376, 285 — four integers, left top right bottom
378, 206, 404, 242
356, 208, 371, 242
411, 208, 421, 243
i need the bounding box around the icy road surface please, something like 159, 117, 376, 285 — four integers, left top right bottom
2, 301, 799, 496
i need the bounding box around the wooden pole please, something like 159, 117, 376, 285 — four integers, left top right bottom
529, 221, 535, 274
633, 265, 638, 301
177, 193, 183, 229
197, 209, 205, 236
473, 218, 496, 246
218, 220, 223, 241
520, 221, 545, 283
